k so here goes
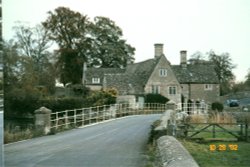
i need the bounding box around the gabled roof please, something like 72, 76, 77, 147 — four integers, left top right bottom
86, 57, 162, 94
125, 57, 161, 85
172, 64, 219, 84
103, 56, 168, 94
86, 56, 219, 95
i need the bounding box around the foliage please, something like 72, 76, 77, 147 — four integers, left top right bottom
4, 87, 41, 116
4, 24, 56, 94
89, 16, 135, 67
231, 68, 250, 92
188, 50, 236, 95
5, 88, 116, 116
245, 68, 250, 89
70, 84, 90, 96
188, 51, 208, 64
39, 97, 88, 112
86, 90, 116, 106
55, 48, 83, 85
13, 23, 52, 68
144, 93, 169, 104
103, 88, 118, 97
42, 7, 90, 49
208, 51, 236, 95
3, 39, 55, 116
0, 80, 3, 90
43, 7, 135, 84
211, 101, 224, 112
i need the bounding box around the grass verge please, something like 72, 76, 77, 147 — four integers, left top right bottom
179, 139, 250, 167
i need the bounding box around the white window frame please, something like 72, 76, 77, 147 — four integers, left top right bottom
168, 86, 177, 95
159, 68, 167, 77
204, 84, 213, 90
92, 78, 100, 84
152, 85, 160, 94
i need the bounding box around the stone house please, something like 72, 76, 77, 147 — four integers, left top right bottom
85, 44, 220, 105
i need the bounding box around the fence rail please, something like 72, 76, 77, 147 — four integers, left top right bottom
183, 122, 249, 141
50, 103, 166, 130
177, 102, 210, 114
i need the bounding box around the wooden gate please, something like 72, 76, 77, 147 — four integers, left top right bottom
182, 122, 249, 141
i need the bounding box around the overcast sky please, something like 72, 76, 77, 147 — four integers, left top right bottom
3, 0, 250, 81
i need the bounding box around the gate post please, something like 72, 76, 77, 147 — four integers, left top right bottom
166, 100, 176, 110
34, 107, 51, 135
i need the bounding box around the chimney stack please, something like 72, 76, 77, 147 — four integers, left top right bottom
154, 43, 164, 58
180, 50, 187, 67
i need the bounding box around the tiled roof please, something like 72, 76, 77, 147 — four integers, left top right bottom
86, 57, 161, 94
125, 57, 161, 85
104, 74, 146, 95
172, 64, 219, 84
104, 57, 161, 94
85, 68, 125, 85
86, 56, 219, 94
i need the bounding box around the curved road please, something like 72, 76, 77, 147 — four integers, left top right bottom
5, 115, 160, 167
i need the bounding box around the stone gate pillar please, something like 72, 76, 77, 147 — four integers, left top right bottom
34, 107, 51, 135
166, 100, 176, 110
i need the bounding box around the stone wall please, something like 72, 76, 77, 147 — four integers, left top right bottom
181, 83, 220, 104
145, 56, 182, 104
157, 136, 199, 167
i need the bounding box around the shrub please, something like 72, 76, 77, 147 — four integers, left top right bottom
211, 101, 224, 112
144, 93, 169, 104
39, 97, 88, 112
4, 88, 116, 116
86, 90, 116, 106
70, 84, 90, 96
4, 87, 41, 116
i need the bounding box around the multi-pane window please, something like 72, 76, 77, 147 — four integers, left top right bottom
168, 86, 176, 95
159, 69, 167, 77
92, 78, 100, 84
152, 85, 160, 94
204, 84, 213, 90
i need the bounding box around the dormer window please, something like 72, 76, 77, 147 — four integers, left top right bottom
204, 84, 213, 90
159, 69, 167, 77
92, 78, 100, 84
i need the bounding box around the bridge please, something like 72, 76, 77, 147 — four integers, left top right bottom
4, 102, 209, 167
5, 114, 160, 167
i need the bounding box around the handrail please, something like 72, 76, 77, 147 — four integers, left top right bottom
50, 103, 167, 130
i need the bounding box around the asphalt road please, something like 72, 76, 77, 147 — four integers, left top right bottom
0, 112, 3, 167
5, 114, 160, 167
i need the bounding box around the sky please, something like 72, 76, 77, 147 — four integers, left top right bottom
2, 0, 250, 81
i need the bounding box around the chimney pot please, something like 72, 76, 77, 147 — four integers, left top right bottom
180, 50, 187, 65
154, 43, 164, 58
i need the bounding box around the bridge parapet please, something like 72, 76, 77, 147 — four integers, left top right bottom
48, 103, 168, 132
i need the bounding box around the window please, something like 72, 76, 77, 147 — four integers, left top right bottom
204, 84, 213, 90
159, 69, 167, 77
152, 85, 160, 94
92, 78, 100, 84
169, 86, 176, 95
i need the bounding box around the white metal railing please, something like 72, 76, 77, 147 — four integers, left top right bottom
50, 103, 166, 130
177, 103, 210, 115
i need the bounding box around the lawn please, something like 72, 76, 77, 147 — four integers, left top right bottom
179, 139, 250, 167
